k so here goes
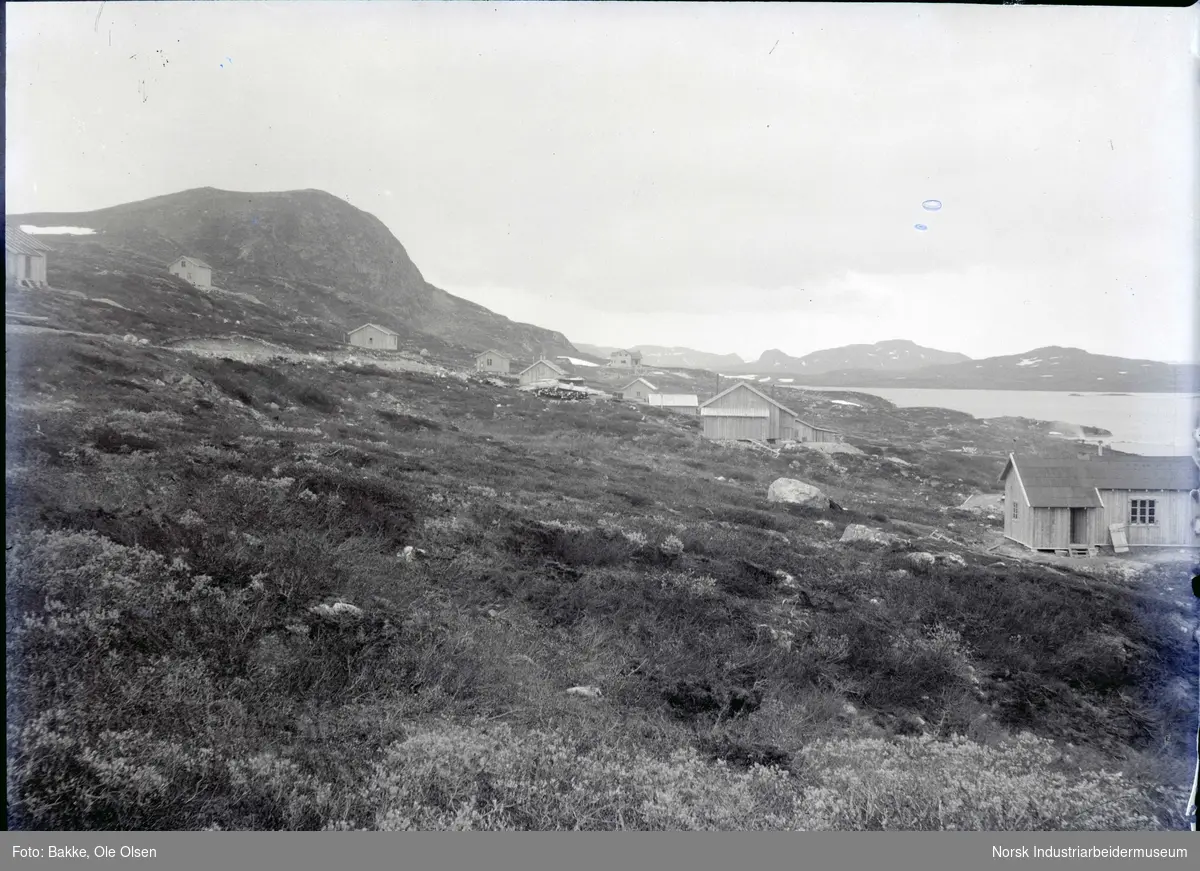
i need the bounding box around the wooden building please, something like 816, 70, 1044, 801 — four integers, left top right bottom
617, 377, 657, 403
648, 394, 699, 415
698, 381, 839, 443
517, 358, 569, 386
346, 323, 400, 351
168, 256, 214, 290
608, 349, 643, 369
998, 453, 1200, 553
5, 226, 50, 288
475, 349, 511, 375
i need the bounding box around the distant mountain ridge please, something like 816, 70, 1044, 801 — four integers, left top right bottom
730, 340, 971, 374
766, 345, 1198, 393
11, 187, 577, 358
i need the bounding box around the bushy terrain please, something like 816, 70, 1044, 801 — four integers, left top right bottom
6, 330, 1197, 830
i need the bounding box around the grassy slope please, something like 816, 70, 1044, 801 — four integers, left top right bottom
6, 329, 1198, 830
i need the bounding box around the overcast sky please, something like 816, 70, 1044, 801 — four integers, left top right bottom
6, 2, 1198, 363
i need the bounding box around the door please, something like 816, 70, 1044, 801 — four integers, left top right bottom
1070, 508, 1087, 545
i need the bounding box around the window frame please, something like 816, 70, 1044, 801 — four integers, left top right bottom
1129, 498, 1157, 526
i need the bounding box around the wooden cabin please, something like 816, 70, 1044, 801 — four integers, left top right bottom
168, 256, 213, 290
648, 394, 699, 415
698, 381, 839, 443
346, 323, 400, 351
5, 226, 50, 288
617, 377, 657, 403
517, 358, 569, 387
998, 453, 1200, 553
475, 349, 511, 375
608, 349, 643, 369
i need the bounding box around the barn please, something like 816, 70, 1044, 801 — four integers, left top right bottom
346, 323, 400, 351
475, 349, 511, 375
168, 256, 213, 290
5, 226, 51, 288
698, 381, 839, 443
617, 377, 657, 403
517, 358, 569, 386
998, 453, 1200, 554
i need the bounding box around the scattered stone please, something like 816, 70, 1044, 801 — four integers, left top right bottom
767, 478, 830, 509
840, 703, 858, 718
816, 519, 835, 529
566, 685, 603, 699
840, 524, 901, 547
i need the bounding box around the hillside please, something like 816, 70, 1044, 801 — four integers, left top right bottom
10, 188, 577, 359
734, 341, 970, 375
6, 325, 1196, 830
789, 346, 1199, 393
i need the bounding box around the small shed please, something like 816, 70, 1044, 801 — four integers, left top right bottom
608, 349, 643, 369
698, 381, 839, 443
998, 452, 1200, 553
5, 226, 51, 288
475, 349, 511, 375
618, 377, 657, 403
518, 358, 568, 387
647, 393, 699, 415
346, 323, 400, 351
168, 256, 214, 290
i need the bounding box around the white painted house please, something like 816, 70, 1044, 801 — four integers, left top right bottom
168, 256, 213, 289
346, 323, 400, 351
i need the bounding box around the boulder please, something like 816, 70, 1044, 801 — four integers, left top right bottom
840, 524, 900, 547
936, 552, 967, 568
767, 478, 830, 510
907, 551, 937, 568
566, 685, 603, 700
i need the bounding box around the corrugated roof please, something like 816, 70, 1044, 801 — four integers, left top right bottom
700, 407, 769, 418
648, 394, 699, 406
1000, 454, 1199, 507
173, 255, 212, 270
5, 226, 51, 255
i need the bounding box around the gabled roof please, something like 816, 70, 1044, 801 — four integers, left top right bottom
518, 358, 567, 377
5, 226, 51, 255
475, 349, 510, 360
610, 348, 642, 357
620, 377, 657, 391
648, 394, 699, 407
998, 453, 1199, 507
699, 381, 839, 434
172, 255, 212, 270
347, 322, 400, 338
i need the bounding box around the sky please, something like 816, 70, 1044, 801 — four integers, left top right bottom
6, 2, 1199, 363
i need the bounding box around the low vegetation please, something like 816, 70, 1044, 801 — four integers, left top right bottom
6, 331, 1196, 830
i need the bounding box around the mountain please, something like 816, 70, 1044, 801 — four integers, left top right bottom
10, 187, 576, 358
732, 340, 970, 374
779, 346, 1199, 393
574, 343, 744, 370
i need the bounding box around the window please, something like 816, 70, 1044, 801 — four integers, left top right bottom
1129, 499, 1156, 525
1012, 502, 1019, 520
486, 358, 493, 366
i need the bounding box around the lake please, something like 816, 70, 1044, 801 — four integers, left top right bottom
790, 386, 1200, 457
